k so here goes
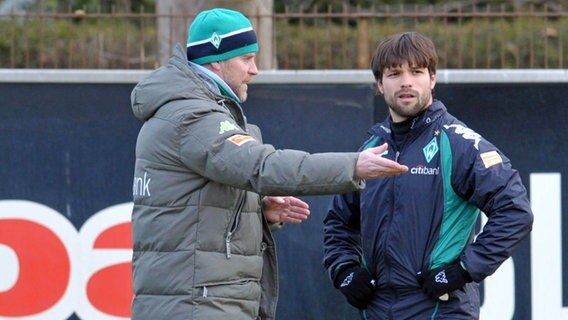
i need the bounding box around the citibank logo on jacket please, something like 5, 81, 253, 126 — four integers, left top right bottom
132, 171, 152, 197
410, 165, 440, 175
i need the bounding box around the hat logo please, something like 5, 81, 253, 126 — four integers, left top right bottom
210, 32, 221, 49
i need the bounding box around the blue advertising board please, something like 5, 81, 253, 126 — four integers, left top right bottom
0, 70, 565, 319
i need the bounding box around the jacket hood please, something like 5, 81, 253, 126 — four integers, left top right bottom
130, 43, 215, 121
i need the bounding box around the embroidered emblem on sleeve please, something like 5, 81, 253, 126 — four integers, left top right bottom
480, 150, 503, 168
219, 120, 239, 134
227, 134, 256, 146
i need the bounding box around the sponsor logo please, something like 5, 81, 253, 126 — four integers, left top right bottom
132, 171, 151, 197
480, 150, 503, 168
423, 137, 439, 163
0, 200, 133, 320
219, 120, 239, 134
444, 124, 481, 150
227, 134, 256, 146
410, 164, 440, 175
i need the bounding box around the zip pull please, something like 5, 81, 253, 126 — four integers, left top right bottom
202, 286, 208, 297
225, 192, 246, 259
395, 151, 400, 162
225, 236, 232, 259
260, 242, 267, 254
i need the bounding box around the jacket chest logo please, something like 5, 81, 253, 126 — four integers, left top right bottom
219, 120, 239, 134
423, 137, 439, 163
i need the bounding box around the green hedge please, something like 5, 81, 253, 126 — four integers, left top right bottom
1, 13, 566, 69
274, 16, 568, 69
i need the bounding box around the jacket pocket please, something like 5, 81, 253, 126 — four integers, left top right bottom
225, 192, 247, 258
198, 278, 260, 298
195, 279, 262, 319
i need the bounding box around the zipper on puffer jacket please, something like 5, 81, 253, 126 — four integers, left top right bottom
225, 192, 247, 258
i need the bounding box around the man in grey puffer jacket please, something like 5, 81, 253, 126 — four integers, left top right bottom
130, 8, 408, 320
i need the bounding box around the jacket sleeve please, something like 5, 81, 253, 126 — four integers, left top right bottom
178, 109, 364, 196
448, 124, 534, 282
322, 191, 363, 286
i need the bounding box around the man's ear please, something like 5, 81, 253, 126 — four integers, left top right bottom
208, 61, 222, 71
376, 81, 384, 95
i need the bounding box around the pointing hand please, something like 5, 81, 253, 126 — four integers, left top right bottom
354, 143, 408, 179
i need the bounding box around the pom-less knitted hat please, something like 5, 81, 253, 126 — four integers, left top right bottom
187, 8, 259, 65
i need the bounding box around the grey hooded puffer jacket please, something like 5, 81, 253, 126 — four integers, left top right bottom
130, 44, 365, 319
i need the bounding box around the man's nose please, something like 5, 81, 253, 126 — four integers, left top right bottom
400, 73, 412, 87
249, 60, 259, 75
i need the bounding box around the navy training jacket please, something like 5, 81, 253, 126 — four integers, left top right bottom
323, 100, 533, 319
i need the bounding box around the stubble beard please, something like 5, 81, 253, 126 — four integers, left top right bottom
238, 90, 248, 103
387, 91, 432, 120
237, 83, 248, 103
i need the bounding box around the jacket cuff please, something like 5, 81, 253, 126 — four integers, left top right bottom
268, 221, 284, 231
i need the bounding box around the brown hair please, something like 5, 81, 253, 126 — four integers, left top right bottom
371, 32, 438, 82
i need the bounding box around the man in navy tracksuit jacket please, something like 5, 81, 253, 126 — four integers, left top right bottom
323, 32, 533, 319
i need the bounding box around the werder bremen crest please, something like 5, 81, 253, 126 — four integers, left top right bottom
423, 137, 439, 163
210, 32, 221, 49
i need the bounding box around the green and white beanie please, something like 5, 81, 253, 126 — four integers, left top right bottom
187, 8, 259, 65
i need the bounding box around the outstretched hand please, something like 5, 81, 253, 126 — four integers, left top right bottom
354, 143, 408, 179
262, 196, 310, 224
